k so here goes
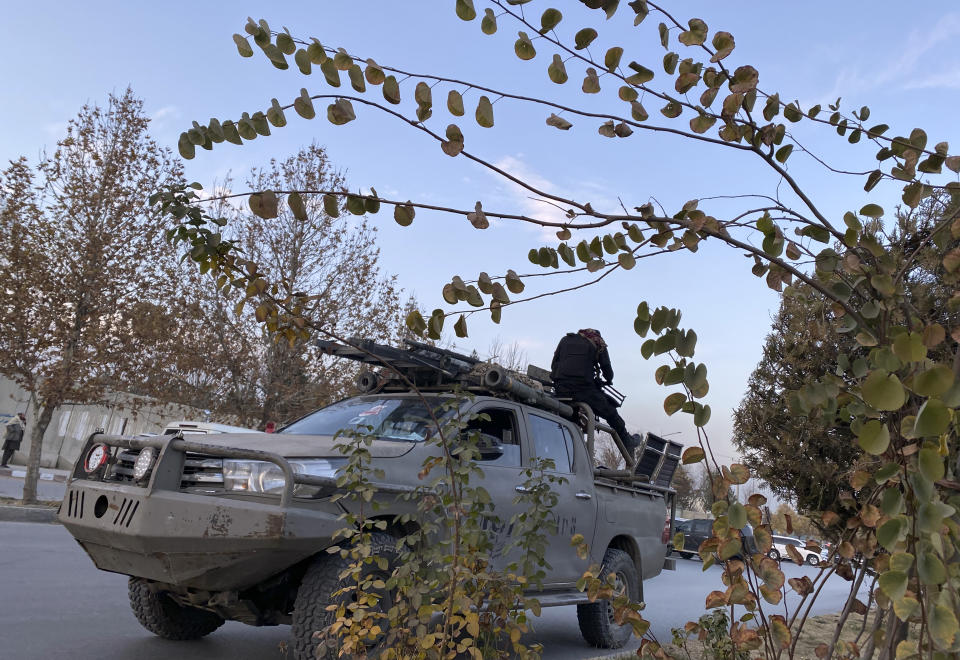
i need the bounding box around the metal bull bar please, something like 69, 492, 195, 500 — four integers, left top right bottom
75, 433, 417, 507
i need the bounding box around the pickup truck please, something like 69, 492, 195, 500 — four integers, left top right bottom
58, 348, 678, 659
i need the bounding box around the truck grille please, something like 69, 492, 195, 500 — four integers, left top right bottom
111, 449, 224, 489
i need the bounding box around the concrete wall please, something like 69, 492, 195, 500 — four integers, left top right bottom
1, 376, 213, 469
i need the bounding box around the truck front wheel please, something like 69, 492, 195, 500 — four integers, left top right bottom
576, 547, 641, 649
128, 578, 224, 640
291, 532, 398, 660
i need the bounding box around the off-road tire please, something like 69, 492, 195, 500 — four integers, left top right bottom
291, 532, 398, 660
128, 577, 224, 640
576, 547, 641, 649
768, 549, 781, 562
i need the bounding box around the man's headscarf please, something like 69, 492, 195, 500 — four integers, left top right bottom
578, 328, 607, 351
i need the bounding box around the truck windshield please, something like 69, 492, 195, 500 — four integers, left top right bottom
281, 397, 449, 441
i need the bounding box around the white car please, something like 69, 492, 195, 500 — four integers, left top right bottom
768, 535, 820, 565
162, 421, 263, 435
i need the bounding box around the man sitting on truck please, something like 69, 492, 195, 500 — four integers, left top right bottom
550, 329, 640, 456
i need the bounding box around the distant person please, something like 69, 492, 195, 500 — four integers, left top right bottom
1, 412, 26, 468
550, 329, 640, 455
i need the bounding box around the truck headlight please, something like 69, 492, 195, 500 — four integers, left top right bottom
222, 459, 345, 497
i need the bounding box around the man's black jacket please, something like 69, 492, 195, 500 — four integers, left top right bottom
550, 332, 613, 391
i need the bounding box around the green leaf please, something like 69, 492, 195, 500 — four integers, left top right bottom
248, 190, 278, 219
453, 314, 468, 338
690, 114, 716, 134
631, 101, 649, 121
681, 446, 705, 464
664, 392, 686, 415
918, 550, 946, 585
293, 89, 316, 119
446, 91, 465, 117
913, 400, 950, 437
678, 18, 708, 46
481, 8, 498, 34
540, 8, 562, 33
548, 54, 568, 84
405, 310, 427, 335
729, 65, 758, 93
625, 61, 654, 86
582, 67, 601, 93
287, 192, 307, 221
322, 194, 340, 218
475, 95, 494, 128
394, 202, 415, 226
775, 144, 793, 163
693, 403, 710, 427
913, 365, 955, 397
727, 502, 746, 530
662, 52, 679, 74
930, 605, 959, 650
917, 500, 954, 534
177, 132, 196, 160
574, 28, 598, 50
382, 76, 401, 104
618, 252, 636, 269
515, 31, 537, 60
455, 0, 477, 21
918, 447, 945, 482
892, 332, 926, 362
860, 203, 884, 218
879, 570, 908, 601
711, 31, 734, 61
861, 370, 906, 411
233, 34, 253, 57
877, 517, 906, 550
857, 419, 890, 455
604, 46, 624, 71
326, 98, 356, 125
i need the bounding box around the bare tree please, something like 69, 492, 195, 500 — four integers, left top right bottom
0, 89, 182, 503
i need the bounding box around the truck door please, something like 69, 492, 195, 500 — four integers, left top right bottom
463, 402, 530, 570
523, 412, 599, 586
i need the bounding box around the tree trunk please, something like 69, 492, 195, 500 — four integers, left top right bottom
21, 403, 55, 505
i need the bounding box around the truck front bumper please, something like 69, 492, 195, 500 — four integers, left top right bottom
59, 479, 342, 591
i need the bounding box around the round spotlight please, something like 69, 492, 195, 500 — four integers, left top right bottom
84, 443, 110, 474
132, 446, 157, 481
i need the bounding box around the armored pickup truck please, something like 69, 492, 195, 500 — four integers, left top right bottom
58, 340, 680, 658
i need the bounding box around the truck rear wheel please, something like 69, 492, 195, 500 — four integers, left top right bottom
128, 577, 224, 640
291, 532, 398, 660
576, 547, 640, 649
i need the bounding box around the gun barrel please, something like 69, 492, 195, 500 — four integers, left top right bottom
481, 366, 574, 418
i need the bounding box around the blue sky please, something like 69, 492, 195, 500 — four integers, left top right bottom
4, 2, 959, 466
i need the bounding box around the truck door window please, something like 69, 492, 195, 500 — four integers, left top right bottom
465, 408, 521, 466
528, 414, 573, 473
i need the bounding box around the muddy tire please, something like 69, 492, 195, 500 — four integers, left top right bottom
128, 577, 224, 640
291, 532, 398, 660
576, 547, 641, 649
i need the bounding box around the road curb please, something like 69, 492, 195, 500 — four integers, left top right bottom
0, 504, 59, 523
0, 467, 69, 482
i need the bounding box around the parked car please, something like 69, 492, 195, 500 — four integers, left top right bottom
768, 535, 820, 565
669, 519, 758, 561
669, 518, 711, 559
162, 421, 263, 435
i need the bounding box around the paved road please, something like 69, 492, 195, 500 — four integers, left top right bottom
0, 522, 865, 659
0, 474, 66, 502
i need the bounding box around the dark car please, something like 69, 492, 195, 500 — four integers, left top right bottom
669, 518, 757, 561
669, 518, 712, 559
